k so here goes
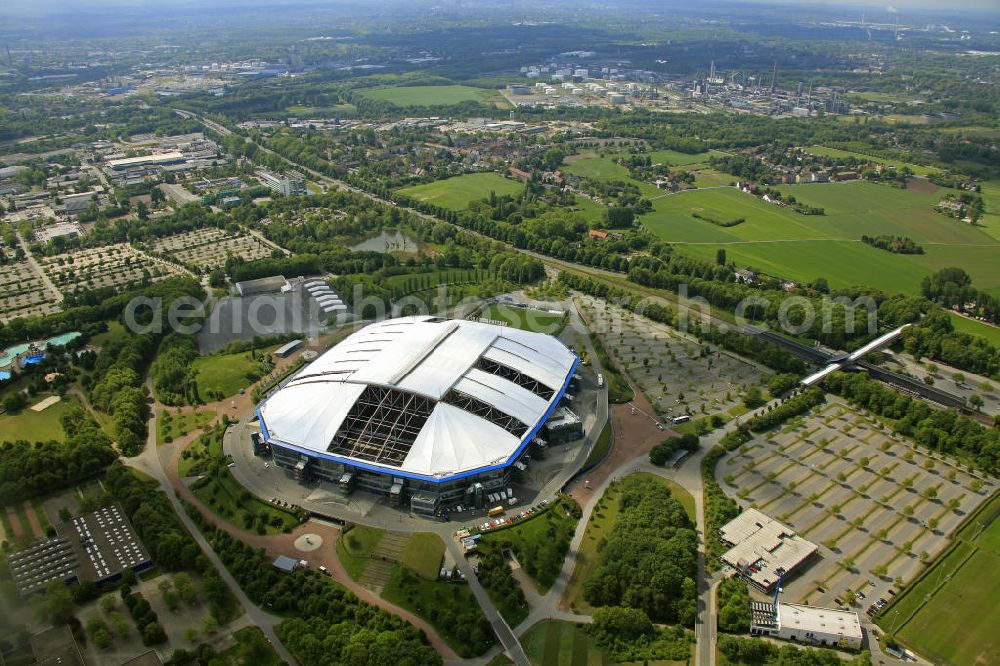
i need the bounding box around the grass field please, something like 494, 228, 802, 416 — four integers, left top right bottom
481, 304, 566, 334
192, 349, 273, 400
521, 620, 689, 666
337, 524, 385, 580
562, 473, 694, 612
157, 409, 215, 445
806, 145, 940, 176
190, 466, 300, 535
882, 491, 1000, 666
213, 627, 284, 666
0, 394, 76, 443
359, 85, 503, 107
382, 565, 494, 657
582, 421, 612, 470
642, 182, 1000, 295
398, 172, 524, 210
649, 149, 721, 167
399, 532, 445, 580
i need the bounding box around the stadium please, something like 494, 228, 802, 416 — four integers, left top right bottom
257, 316, 580, 515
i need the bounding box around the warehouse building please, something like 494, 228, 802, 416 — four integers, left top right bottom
257, 316, 579, 514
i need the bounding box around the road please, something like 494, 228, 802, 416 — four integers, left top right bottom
126, 410, 298, 665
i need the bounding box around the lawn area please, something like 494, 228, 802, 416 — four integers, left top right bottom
337, 524, 385, 580
805, 145, 940, 176
0, 394, 77, 443
882, 491, 1000, 666
178, 426, 225, 477
478, 496, 580, 594
384, 267, 484, 291
521, 620, 690, 666
949, 313, 1000, 348
90, 320, 127, 348
190, 465, 300, 535
192, 349, 273, 400
359, 84, 504, 107
562, 473, 694, 612
399, 532, 446, 580
481, 304, 566, 334
563, 155, 631, 181
643, 182, 1000, 295
157, 409, 216, 445
382, 565, 496, 657
398, 172, 524, 210
648, 149, 720, 167
582, 420, 612, 470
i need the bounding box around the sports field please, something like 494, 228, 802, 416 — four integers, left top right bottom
642, 182, 1000, 296
0, 394, 76, 443
882, 491, 1000, 666
398, 172, 524, 210
481, 304, 566, 334
806, 145, 940, 176
359, 85, 502, 107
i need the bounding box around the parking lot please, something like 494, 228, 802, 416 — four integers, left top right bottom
576, 294, 769, 423
717, 398, 995, 610
150, 228, 273, 271
40, 243, 183, 297
0, 259, 60, 323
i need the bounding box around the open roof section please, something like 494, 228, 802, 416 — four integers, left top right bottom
258, 316, 578, 481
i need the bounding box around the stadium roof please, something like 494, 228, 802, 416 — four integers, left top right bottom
258, 316, 578, 482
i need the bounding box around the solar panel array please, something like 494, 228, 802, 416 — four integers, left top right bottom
7, 537, 78, 595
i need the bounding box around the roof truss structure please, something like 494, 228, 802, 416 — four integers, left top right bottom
443, 389, 529, 438
327, 386, 434, 466
476, 357, 554, 400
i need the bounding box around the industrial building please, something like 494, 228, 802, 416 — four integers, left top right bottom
750, 600, 863, 649
106, 152, 186, 170
7, 504, 151, 596
257, 316, 579, 515
719, 508, 818, 591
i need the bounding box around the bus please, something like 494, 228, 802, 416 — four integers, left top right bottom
487, 506, 505, 517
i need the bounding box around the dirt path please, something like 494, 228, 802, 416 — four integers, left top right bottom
163, 435, 458, 659
5, 507, 22, 538
21, 501, 43, 538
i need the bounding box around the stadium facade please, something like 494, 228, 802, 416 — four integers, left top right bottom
257, 316, 579, 514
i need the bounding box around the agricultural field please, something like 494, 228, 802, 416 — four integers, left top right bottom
716, 399, 995, 610
0, 260, 60, 323
576, 294, 768, 425
398, 172, 524, 210
642, 182, 1000, 296
359, 84, 505, 107
805, 146, 940, 176
150, 228, 274, 271
39, 243, 184, 298
882, 492, 1000, 666
479, 304, 566, 334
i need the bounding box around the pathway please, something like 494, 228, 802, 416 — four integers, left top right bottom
16, 231, 63, 304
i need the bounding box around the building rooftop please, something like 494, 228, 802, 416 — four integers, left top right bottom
719, 508, 817, 590
259, 316, 578, 482
777, 602, 863, 641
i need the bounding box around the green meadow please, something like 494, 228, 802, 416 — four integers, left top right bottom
398, 172, 524, 210
359, 85, 503, 107
642, 182, 1000, 296
806, 145, 941, 176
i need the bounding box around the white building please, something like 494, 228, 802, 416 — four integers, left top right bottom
258, 316, 579, 513
257, 169, 305, 197
719, 508, 818, 591
751, 601, 863, 650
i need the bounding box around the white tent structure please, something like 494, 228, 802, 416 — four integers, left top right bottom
258, 316, 578, 482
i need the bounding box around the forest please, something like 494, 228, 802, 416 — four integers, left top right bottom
583, 474, 698, 625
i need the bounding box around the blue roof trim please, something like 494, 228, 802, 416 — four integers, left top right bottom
258, 354, 580, 485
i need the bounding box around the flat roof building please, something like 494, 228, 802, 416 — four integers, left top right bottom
7, 503, 151, 596
751, 600, 863, 650
719, 508, 817, 591
235, 275, 289, 296
106, 152, 186, 170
